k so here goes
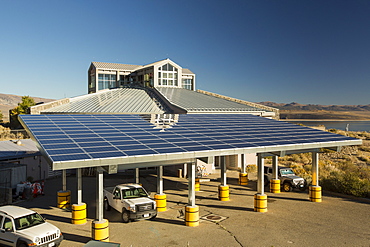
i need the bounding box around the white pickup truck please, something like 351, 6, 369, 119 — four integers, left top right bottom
0, 205, 63, 247
103, 184, 157, 223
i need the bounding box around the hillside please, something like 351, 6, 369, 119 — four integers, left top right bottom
259, 102, 370, 120
0, 93, 54, 122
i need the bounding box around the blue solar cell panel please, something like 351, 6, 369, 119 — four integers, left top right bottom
18, 114, 361, 166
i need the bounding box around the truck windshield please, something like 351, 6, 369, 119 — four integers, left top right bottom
122, 188, 148, 198
280, 169, 295, 176
15, 213, 45, 230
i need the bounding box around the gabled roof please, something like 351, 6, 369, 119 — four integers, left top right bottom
90, 59, 195, 75
91, 62, 143, 71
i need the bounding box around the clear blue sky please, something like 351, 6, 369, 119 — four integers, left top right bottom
1, 0, 369, 105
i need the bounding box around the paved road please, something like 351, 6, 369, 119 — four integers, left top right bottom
17, 170, 370, 247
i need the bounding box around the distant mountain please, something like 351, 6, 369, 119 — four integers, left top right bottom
0, 93, 54, 121
258, 102, 370, 111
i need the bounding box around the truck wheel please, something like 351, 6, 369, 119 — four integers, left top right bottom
17, 243, 28, 247
150, 213, 157, 220
283, 182, 293, 192
264, 176, 270, 186
122, 209, 130, 223
104, 198, 111, 211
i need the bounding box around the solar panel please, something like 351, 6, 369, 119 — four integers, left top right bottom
19, 114, 361, 168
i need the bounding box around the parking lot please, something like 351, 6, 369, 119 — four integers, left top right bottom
17, 170, 370, 247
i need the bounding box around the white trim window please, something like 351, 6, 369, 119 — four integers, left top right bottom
158, 63, 178, 87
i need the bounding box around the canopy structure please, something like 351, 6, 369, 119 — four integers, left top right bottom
19, 113, 362, 171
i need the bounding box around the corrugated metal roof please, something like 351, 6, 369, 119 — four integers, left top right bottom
0, 139, 40, 160
91, 62, 143, 71
156, 87, 267, 113
41, 88, 165, 114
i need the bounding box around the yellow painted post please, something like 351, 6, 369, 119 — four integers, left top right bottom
154, 194, 167, 212
254, 193, 267, 212
309, 185, 322, 202
92, 219, 109, 242
71, 203, 87, 224
195, 178, 200, 191
270, 179, 280, 193
57, 190, 71, 209
185, 205, 199, 227
238, 173, 248, 185
218, 185, 230, 201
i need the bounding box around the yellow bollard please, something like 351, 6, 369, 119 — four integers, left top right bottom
57, 190, 71, 209
195, 178, 200, 191
218, 185, 230, 201
254, 193, 267, 212
185, 205, 199, 227
238, 173, 248, 185
92, 219, 109, 242
309, 185, 322, 202
71, 203, 87, 224
270, 179, 281, 193
154, 194, 167, 212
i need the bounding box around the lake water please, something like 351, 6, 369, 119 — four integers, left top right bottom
286, 120, 370, 132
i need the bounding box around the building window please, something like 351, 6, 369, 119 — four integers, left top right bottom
98, 74, 116, 90
182, 79, 193, 90
158, 63, 178, 87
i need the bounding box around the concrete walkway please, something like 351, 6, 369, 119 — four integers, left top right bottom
17, 170, 370, 246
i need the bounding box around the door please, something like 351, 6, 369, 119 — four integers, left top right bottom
0, 216, 17, 246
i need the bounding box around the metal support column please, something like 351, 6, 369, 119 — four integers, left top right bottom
62, 170, 67, 191
241, 154, 246, 174
219, 156, 229, 201
92, 167, 109, 241
257, 154, 264, 195
135, 168, 140, 184
77, 168, 82, 204
310, 152, 322, 202
185, 162, 199, 226
270, 155, 280, 193
312, 152, 319, 186
254, 154, 267, 212
272, 155, 278, 180
220, 156, 227, 186
157, 166, 163, 194
188, 163, 196, 207
96, 167, 104, 221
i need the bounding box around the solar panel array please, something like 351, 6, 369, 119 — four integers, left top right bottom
20, 114, 358, 164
